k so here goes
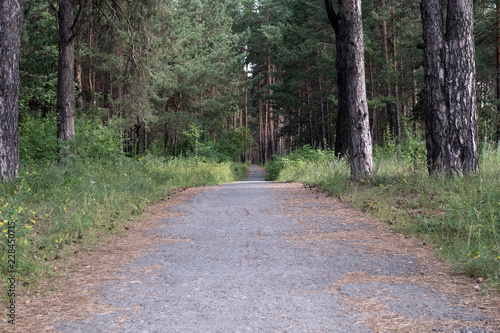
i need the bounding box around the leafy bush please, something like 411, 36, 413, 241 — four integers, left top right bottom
73, 117, 124, 160
19, 116, 59, 163
373, 126, 426, 171
265, 145, 334, 180
19, 115, 124, 164
183, 124, 253, 162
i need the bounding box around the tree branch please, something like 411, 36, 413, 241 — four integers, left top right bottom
70, 0, 87, 33
324, 0, 338, 34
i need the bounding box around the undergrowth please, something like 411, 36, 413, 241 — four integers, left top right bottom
268, 143, 500, 290
0, 115, 248, 296
0, 156, 247, 293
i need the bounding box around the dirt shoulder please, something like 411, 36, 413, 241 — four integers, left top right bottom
2, 179, 500, 332
282, 184, 500, 332
0, 187, 206, 333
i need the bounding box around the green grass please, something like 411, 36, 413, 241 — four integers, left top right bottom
0, 155, 247, 293
272, 146, 500, 289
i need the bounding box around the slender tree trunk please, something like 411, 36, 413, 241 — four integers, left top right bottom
264, 79, 269, 163
164, 122, 169, 156
319, 76, 326, 150
0, 0, 24, 181
239, 83, 243, 128
57, 0, 76, 153
421, 0, 478, 176
88, 16, 94, 108
268, 63, 276, 157
381, 0, 394, 141
368, 58, 379, 145
306, 76, 314, 147
412, 52, 418, 132
497, 0, 500, 142
173, 130, 178, 157
75, 36, 84, 109
244, 63, 249, 161
392, 1, 401, 140
326, 0, 374, 180
258, 79, 264, 164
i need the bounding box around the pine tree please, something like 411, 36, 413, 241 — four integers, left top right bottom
421, 0, 478, 176
0, 0, 24, 180
325, 0, 373, 180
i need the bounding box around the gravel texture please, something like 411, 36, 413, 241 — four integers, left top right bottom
54, 165, 499, 333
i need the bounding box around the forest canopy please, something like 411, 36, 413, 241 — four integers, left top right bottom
1, 0, 499, 173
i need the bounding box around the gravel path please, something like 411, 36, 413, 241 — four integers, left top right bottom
46, 165, 499, 332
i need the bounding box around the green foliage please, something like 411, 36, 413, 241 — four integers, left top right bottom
182, 124, 253, 162
265, 145, 335, 181
0, 155, 247, 291
19, 115, 124, 163
19, 116, 59, 163
20, 1, 58, 116
400, 128, 427, 171
373, 125, 427, 172
72, 117, 125, 161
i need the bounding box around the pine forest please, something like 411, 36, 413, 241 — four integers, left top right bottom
1, 0, 500, 292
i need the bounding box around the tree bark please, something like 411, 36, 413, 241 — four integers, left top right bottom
445, 0, 478, 174
381, 0, 394, 141
421, 0, 447, 173
496, 0, 500, 142
421, 0, 478, 176
258, 79, 264, 164
368, 58, 379, 145
0, 0, 24, 181
326, 0, 374, 180
57, 0, 76, 152
391, 1, 401, 140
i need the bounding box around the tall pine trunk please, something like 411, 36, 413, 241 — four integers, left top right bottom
391, 1, 401, 140
445, 0, 478, 174
421, 0, 447, 173
0, 0, 24, 180
326, 0, 374, 180
381, 0, 394, 141
421, 0, 478, 176
496, 0, 500, 142
57, 0, 76, 152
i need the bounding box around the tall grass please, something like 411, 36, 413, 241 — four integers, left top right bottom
272, 145, 500, 288
0, 155, 247, 291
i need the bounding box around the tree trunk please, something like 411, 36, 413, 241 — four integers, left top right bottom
326, 2, 349, 157
421, 0, 447, 173
75, 35, 84, 109
497, 0, 500, 142
164, 122, 169, 157
57, 0, 76, 153
319, 76, 327, 150
306, 77, 314, 147
326, 0, 374, 180
445, 0, 478, 174
173, 130, 178, 157
412, 52, 418, 132
0, 0, 24, 181
421, 0, 478, 176
368, 58, 379, 145
258, 79, 264, 164
392, 1, 401, 140
381, 0, 394, 141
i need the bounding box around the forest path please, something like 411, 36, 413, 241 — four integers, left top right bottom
6, 165, 500, 332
